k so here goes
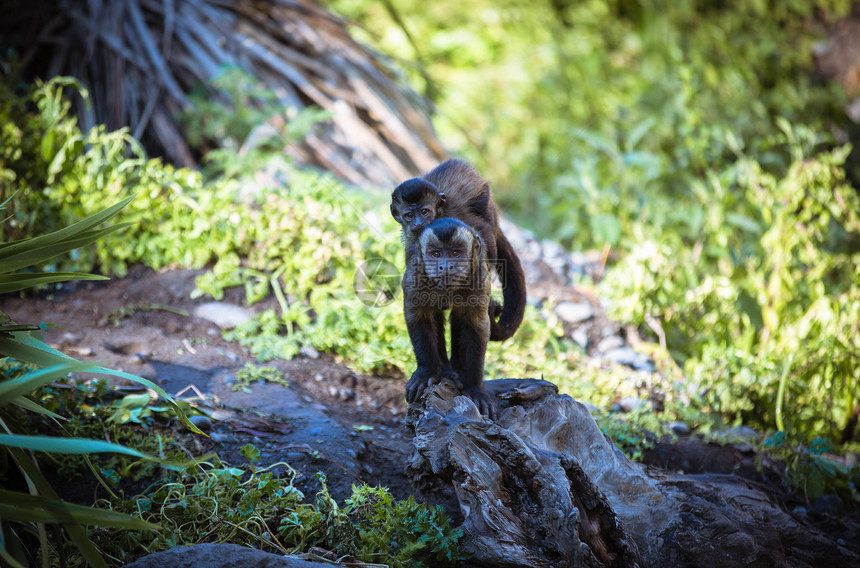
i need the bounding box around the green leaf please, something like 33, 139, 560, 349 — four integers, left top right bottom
0, 362, 96, 404
0, 223, 135, 274
0, 433, 216, 471
8, 395, 65, 420
0, 434, 152, 456
0, 489, 161, 530
1, 332, 204, 435
0, 272, 109, 294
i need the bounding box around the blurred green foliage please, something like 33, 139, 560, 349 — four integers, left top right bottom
327, 0, 860, 493
4, 0, 860, 507
326, 0, 853, 246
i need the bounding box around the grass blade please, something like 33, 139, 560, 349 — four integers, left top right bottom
0, 272, 109, 294
0, 490, 161, 530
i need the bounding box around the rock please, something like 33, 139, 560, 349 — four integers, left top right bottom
300, 345, 320, 359
604, 346, 654, 372
596, 334, 625, 352
121, 543, 336, 568
554, 301, 594, 323
717, 426, 759, 442
60, 331, 81, 345
193, 302, 253, 329
617, 395, 644, 413
668, 421, 691, 436
188, 414, 212, 431
810, 494, 844, 517
571, 327, 588, 349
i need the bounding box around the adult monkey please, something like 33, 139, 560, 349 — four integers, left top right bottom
390, 159, 526, 341
402, 217, 496, 419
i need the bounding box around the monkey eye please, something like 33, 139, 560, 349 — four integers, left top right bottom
404, 211, 414, 219
431, 251, 441, 258
451, 251, 461, 257
420, 208, 430, 216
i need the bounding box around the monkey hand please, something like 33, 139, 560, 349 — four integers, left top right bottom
405, 366, 437, 403
489, 299, 503, 319
463, 385, 498, 420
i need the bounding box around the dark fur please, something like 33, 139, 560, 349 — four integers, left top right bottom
391, 159, 526, 341
401, 217, 496, 418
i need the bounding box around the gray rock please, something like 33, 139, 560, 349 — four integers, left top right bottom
571, 327, 589, 349
300, 345, 320, 359
618, 395, 644, 413
188, 414, 212, 431
193, 302, 253, 329
555, 301, 594, 323
718, 426, 759, 442
121, 543, 335, 568
604, 346, 654, 373
810, 494, 843, 517
60, 331, 81, 345
668, 421, 691, 436
596, 335, 625, 352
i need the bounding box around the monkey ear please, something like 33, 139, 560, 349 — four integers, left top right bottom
389, 202, 398, 220
438, 192, 446, 207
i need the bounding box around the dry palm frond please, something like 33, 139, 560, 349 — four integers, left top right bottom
0, 0, 447, 187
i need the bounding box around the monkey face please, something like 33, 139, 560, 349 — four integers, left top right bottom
403, 204, 438, 235
418, 218, 484, 289
391, 179, 446, 235
422, 242, 473, 285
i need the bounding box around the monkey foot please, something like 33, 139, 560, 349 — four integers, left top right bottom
439, 366, 463, 389
463, 385, 497, 420
405, 368, 432, 403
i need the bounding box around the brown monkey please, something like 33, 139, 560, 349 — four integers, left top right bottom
390, 159, 526, 341
402, 216, 496, 419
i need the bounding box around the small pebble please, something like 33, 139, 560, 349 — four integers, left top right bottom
300, 345, 320, 359
597, 335, 624, 352
555, 301, 594, 324
668, 421, 691, 436
189, 415, 212, 431
618, 396, 644, 413
571, 328, 589, 349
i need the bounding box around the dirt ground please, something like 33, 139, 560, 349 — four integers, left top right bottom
2, 265, 858, 546
2, 266, 420, 506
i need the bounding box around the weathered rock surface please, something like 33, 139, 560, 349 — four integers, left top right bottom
405, 378, 860, 568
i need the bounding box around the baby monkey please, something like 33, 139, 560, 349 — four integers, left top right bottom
402, 217, 496, 419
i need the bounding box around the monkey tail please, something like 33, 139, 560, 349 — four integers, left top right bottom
489, 231, 526, 341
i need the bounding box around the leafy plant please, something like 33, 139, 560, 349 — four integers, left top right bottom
232, 362, 288, 393
0, 197, 204, 567
762, 432, 860, 503
88, 454, 466, 568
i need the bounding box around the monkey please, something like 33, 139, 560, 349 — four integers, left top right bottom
401, 216, 496, 419
390, 159, 526, 342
